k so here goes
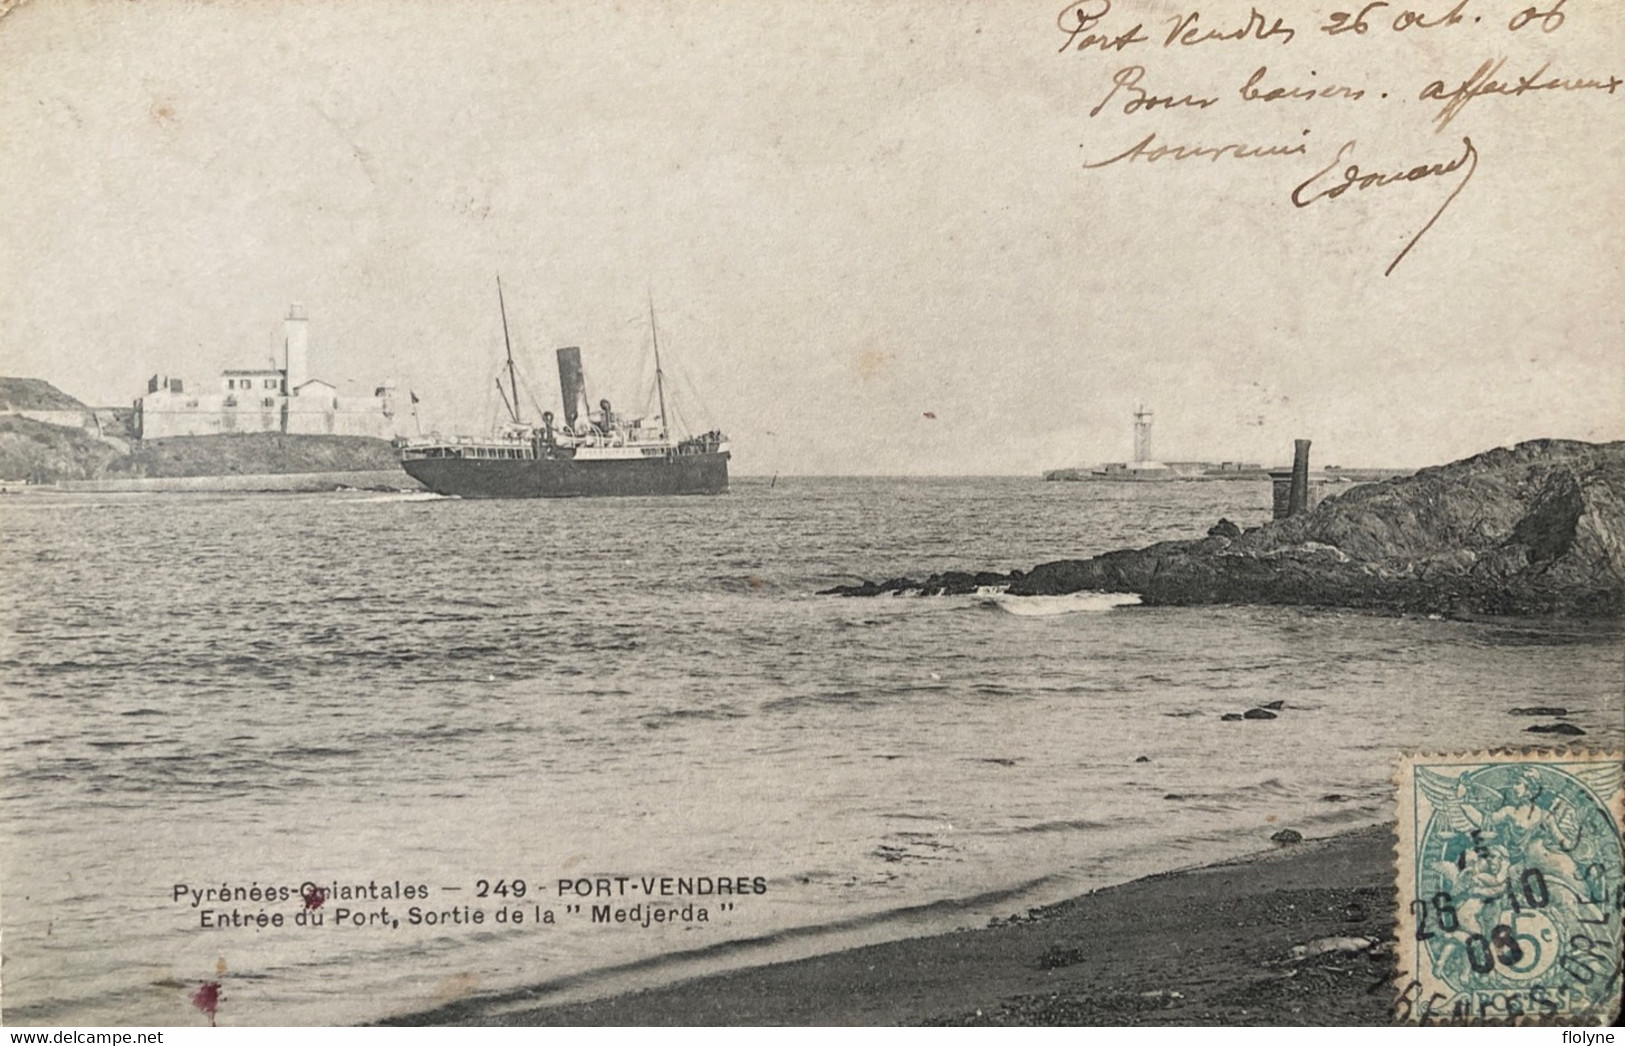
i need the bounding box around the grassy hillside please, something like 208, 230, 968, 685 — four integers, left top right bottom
0, 377, 89, 412
110, 432, 401, 478
0, 415, 402, 483
0, 416, 125, 482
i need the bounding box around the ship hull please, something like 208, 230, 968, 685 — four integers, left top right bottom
401, 451, 730, 499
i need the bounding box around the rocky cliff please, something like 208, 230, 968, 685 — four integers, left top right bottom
824, 440, 1625, 618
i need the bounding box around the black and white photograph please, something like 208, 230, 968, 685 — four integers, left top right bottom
1, 0, 1621, 1029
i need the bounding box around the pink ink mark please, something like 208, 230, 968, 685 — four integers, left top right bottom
303, 885, 327, 910
192, 981, 222, 1026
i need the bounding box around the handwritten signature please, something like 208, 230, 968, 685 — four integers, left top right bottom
1079, 134, 1477, 274
1291, 137, 1477, 275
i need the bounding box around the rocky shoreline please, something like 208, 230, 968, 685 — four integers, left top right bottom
824, 440, 1625, 619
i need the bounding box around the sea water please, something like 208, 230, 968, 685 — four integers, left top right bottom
2, 477, 1620, 1025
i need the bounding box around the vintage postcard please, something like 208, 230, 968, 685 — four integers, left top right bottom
1, 0, 1621, 1030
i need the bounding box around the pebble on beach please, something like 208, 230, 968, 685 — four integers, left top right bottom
1290, 936, 1377, 962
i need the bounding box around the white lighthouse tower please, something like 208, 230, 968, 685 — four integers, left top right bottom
1132, 405, 1154, 464
284, 304, 309, 393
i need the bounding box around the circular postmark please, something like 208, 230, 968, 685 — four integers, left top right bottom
1412, 760, 1623, 1019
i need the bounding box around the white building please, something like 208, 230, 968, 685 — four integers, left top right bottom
136, 306, 401, 440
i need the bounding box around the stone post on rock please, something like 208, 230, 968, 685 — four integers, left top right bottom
1288, 439, 1312, 518
1270, 439, 1316, 520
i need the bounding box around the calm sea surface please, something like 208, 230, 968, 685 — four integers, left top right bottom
2, 477, 1621, 1025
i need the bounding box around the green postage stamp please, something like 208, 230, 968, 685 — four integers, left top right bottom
1395, 750, 1624, 1024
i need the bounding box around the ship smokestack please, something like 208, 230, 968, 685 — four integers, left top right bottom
557, 346, 587, 428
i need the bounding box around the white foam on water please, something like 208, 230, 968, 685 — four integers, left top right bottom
985, 591, 1142, 615
345, 490, 451, 503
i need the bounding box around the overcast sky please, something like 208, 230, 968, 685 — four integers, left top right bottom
3, 0, 1621, 474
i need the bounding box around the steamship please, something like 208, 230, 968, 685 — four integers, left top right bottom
395, 283, 729, 498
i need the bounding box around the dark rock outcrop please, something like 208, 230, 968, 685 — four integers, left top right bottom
832, 569, 1015, 598
1526, 722, 1587, 736
823, 440, 1625, 618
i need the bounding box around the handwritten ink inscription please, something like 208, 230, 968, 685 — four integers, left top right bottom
1090, 66, 1219, 116
1055, 0, 1622, 274
1422, 57, 1623, 129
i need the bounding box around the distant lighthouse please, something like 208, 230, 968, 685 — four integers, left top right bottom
284, 304, 308, 393
1133, 405, 1153, 464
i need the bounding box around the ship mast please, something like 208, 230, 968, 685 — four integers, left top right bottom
648, 290, 669, 441
497, 275, 521, 424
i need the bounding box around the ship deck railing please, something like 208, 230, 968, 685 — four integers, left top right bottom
398, 433, 530, 449
399, 442, 534, 461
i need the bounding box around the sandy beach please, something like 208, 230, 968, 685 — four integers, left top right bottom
390, 825, 1406, 1026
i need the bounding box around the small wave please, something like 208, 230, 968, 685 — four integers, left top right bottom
1479, 627, 1609, 648
347, 491, 450, 503
659, 706, 747, 721
270, 746, 362, 759
761, 689, 883, 713
1163, 777, 1295, 803
1300, 801, 1386, 826
1007, 817, 1115, 835
640, 706, 749, 728
983, 592, 1141, 616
